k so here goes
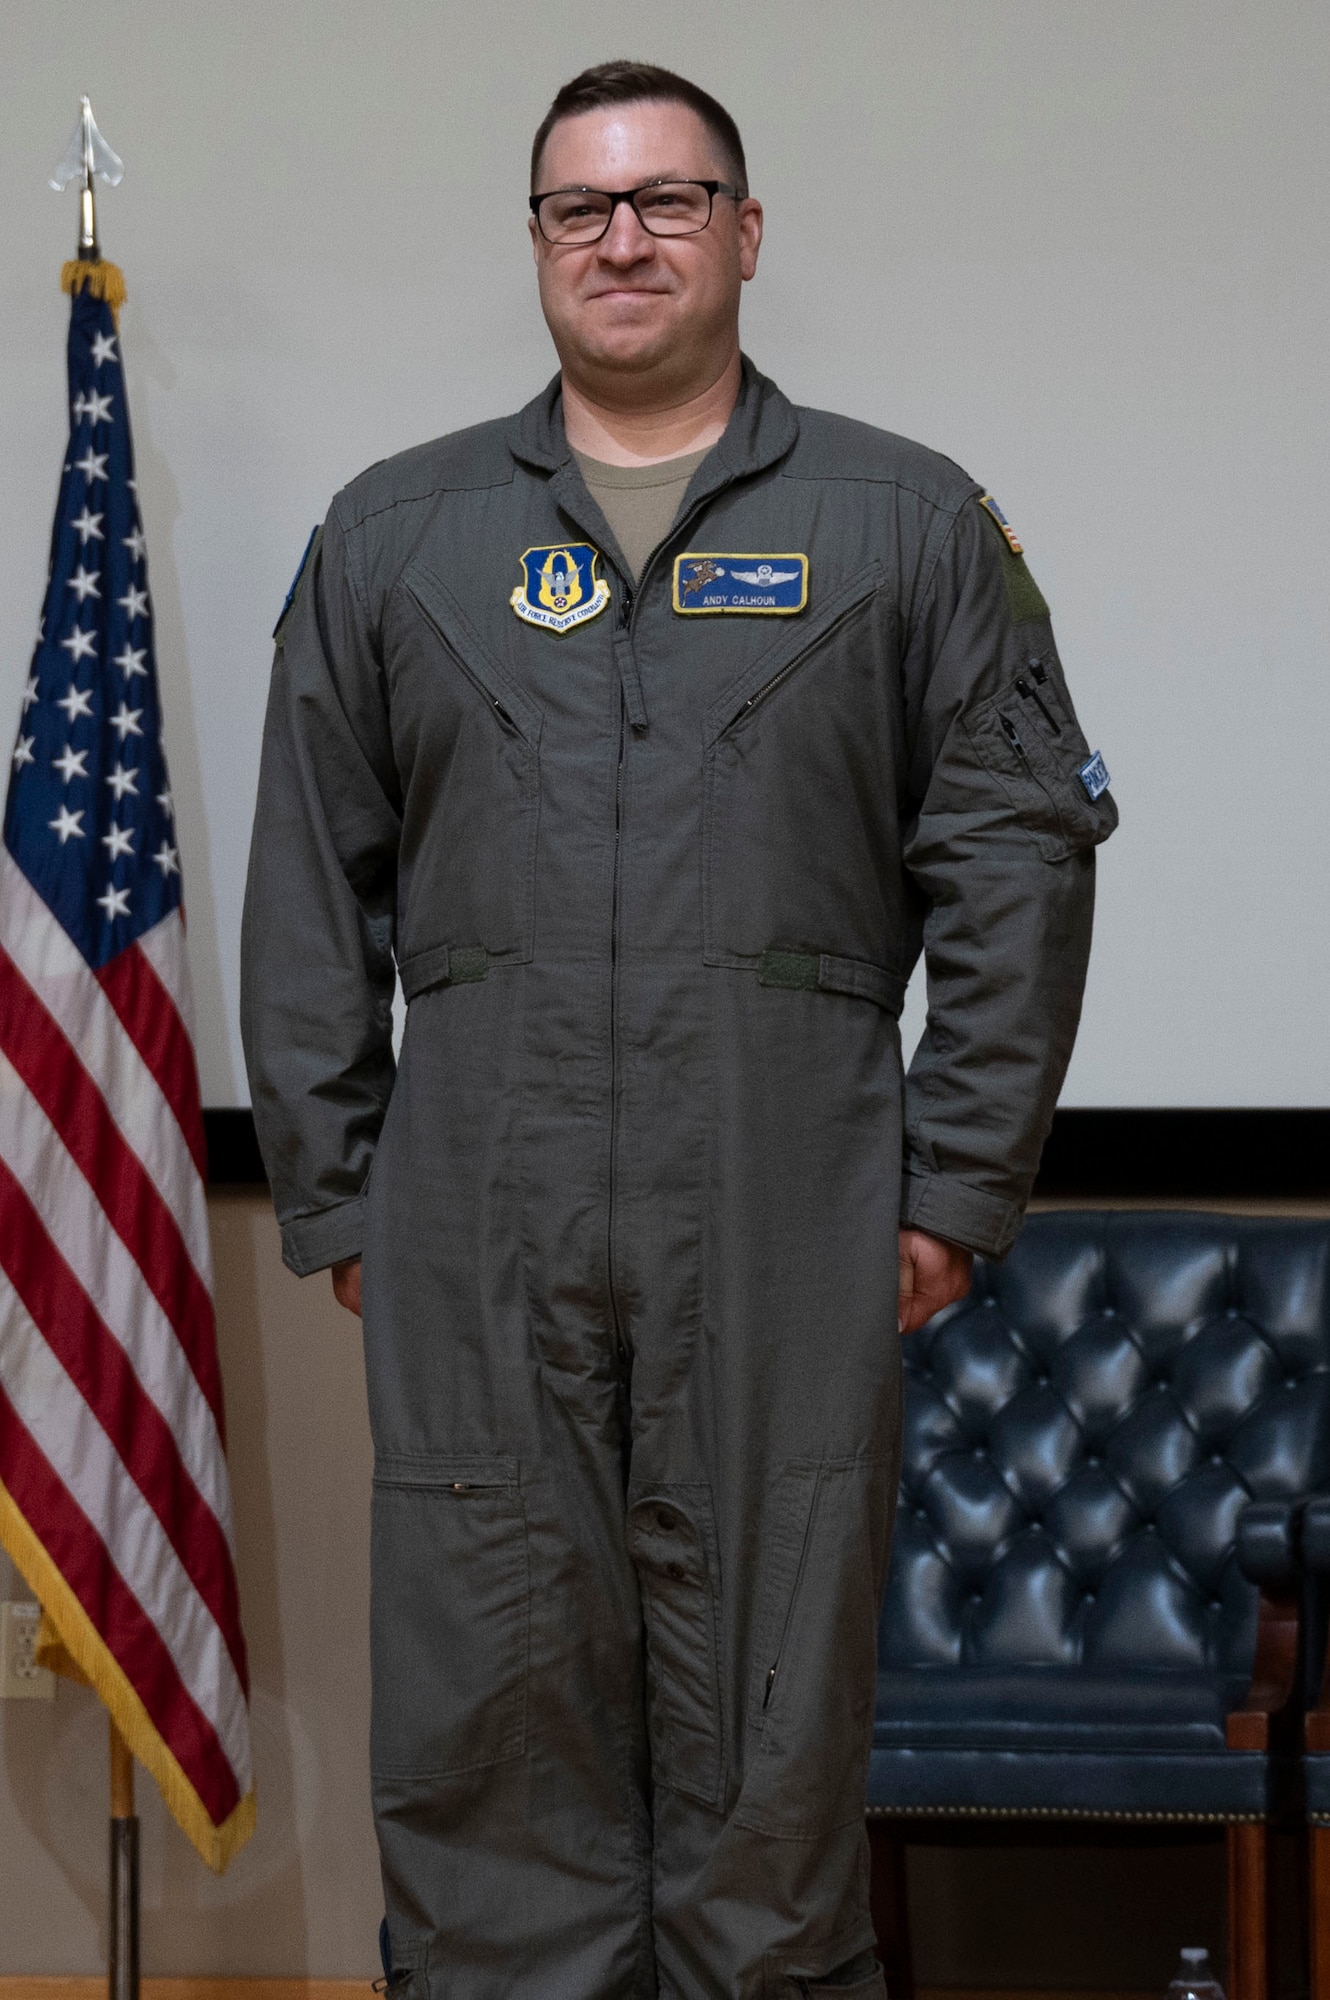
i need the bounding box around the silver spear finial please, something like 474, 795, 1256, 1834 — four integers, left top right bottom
50, 96, 124, 260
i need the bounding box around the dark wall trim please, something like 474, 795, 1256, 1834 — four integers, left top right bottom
1034, 1109, 1330, 1200
206, 1107, 1330, 1200
204, 1109, 268, 1185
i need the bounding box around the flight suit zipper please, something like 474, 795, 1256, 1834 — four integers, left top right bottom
601, 484, 735, 1374
606, 585, 634, 1374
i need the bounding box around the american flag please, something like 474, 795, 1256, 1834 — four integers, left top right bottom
0, 266, 253, 1870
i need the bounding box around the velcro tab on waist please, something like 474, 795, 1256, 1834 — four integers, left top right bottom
397, 942, 489, 1002
757, 948, 905, 1016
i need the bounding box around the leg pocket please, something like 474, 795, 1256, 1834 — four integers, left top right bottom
765, 1925, 885, 1998
627, 1484, 724, 1809
739, 1458, 894, 1836
370, 1453, 529, 1778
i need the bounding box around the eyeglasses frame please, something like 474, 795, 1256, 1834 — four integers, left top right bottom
529, 178, 745, 245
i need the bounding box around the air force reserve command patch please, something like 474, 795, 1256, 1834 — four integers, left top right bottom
673, 553, 809, 614
511, 543, 611, 633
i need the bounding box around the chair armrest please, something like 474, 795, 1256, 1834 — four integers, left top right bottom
1227, 1513, 1302, 1752
1237, 1499, 1303, 1589
1302, 1496, 1330, 1575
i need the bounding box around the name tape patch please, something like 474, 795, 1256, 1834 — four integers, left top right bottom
673, 553, 809, 615
1079, 750, 1111, 801
511, 543, 610, 634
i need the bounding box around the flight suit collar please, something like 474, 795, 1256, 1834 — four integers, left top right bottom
506, 355, 801, 563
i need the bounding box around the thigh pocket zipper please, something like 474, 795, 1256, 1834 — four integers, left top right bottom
369, 1454, 529, 1781
759, 1467, 824, 1726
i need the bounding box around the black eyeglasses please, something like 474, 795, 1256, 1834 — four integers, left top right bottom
529, 179, 744, 246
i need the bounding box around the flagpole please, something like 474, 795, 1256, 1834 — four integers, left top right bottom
73, 105, 145, 1998
109, 1718, 140, 2000
51, 97, 142, 1995
76, 98, 100, 262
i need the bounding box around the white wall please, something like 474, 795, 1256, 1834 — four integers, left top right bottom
1, 0, 1326, 1107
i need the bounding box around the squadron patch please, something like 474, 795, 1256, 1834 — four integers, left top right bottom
1079, 750, 1112, 801
510, 543, 610, 634
673, 553, 809, 615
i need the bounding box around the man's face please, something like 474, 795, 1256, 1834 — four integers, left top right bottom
530, 99, 762, 395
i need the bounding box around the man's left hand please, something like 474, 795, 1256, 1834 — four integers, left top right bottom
898, 1228, 973, 1335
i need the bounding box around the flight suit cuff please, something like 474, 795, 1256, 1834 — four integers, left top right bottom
279, 1196, 367, 1278
900, 1170, 1024, 1260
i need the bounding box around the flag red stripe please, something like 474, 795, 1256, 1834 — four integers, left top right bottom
0, 1158, 248, 1693
96, 943, 208, 1179
0, 948, 224, 1431
0, 1385, 241, 1826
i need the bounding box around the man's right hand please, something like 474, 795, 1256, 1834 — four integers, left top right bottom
332, 1257, 362, 1316
898, 1228, 973, 1335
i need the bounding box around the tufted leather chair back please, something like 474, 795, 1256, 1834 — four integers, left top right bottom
882, 1213, 1330, 1682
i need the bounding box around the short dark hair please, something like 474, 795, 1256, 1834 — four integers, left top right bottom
531, 60, 748, 196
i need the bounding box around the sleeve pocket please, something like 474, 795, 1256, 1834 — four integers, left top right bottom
964, 656, 1118, 863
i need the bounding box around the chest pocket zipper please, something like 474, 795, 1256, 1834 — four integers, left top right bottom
704, 562, 884, 745
701, 561, 900, 974
402, 564, 543, 746
393, 562, 543, 969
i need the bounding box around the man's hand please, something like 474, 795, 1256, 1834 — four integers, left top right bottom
332, 1257, 363, 1317
898, 1228, 973, 1335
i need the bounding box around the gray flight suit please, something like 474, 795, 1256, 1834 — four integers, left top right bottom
241, 359, 1116, 1999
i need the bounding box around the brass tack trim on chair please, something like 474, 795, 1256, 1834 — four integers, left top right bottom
865, 1804, 1263, 1824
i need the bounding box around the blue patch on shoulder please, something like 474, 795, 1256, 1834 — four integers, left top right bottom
273, 526, 320, 639
1079, 750, 1111, 801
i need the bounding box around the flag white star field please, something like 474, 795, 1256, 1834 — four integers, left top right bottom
0, 271, 253, 1869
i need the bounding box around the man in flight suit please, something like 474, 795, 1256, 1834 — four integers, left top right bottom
242, 60, 1116, 2000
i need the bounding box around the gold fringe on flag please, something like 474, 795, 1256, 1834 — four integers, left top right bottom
0, 1476, 255, 1873
61, 258, 127, 318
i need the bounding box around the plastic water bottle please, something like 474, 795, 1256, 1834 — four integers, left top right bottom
1167, 1948, 1226, 2000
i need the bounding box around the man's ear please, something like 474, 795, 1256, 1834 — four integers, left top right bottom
738, 198, 763, 282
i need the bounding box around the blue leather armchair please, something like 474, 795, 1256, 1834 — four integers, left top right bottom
868, 1211, 1330, 2000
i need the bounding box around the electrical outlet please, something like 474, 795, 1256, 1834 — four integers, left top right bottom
0, 1602, 56, 1699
